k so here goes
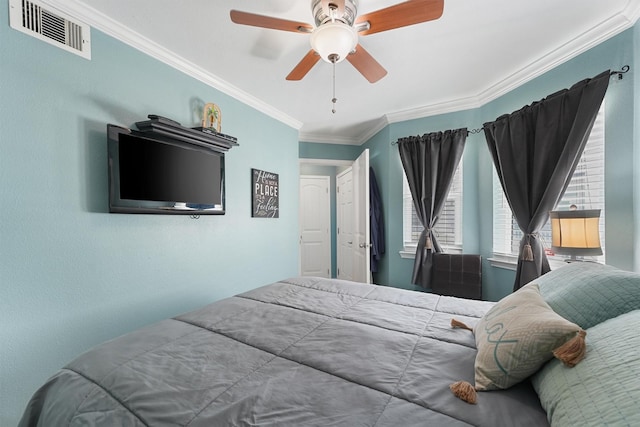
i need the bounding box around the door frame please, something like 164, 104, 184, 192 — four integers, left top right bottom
299, 158, 369, 282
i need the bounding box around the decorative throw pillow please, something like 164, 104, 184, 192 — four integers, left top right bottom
534, 262, 640, 329
532, 309, 640, 426
450, 284, 586, 404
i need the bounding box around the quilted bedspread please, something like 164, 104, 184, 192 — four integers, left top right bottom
19, 277, 549, 426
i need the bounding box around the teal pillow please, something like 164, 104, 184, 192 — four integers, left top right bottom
532, 309, 640, 427
534, 262, 640, 329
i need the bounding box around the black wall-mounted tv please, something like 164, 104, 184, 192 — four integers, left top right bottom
107, 124, 225, 215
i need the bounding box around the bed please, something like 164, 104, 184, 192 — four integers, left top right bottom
19, 263, 640, 426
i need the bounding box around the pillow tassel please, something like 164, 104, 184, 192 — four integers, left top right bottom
450, 381, 477, 404
553, 329, 587, 367
451, 318, 473, 331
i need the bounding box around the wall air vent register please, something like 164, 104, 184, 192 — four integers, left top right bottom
9, 0, 91, 59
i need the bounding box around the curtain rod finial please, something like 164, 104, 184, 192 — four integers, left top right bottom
611, 65, 630, 80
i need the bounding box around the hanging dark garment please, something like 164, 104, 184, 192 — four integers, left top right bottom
397, 128, 467, 288
484, 70, 610, 291
370, 167, 385, 273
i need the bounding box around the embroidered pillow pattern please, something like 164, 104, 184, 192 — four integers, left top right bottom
473, 284, 583, 390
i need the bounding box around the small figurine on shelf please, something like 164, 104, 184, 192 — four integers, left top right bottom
202, 103, 222, 133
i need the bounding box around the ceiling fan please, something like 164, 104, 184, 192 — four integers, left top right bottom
230, 0, 444, 84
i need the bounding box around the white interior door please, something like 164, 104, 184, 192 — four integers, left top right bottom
353, 149, 371, 284
336, 168, 354, 281
299, 176, 331, 278
336, 150, 371, 284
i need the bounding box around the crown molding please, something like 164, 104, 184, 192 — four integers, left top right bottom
299, 115, 390, 145
357, 116, 392, 145
299, 133, 361, 145
42, 1, 640, 146
385, 95, 483, 125
471, 8, 639, 105
45, 0, 303, 132
382, 7, 639, 138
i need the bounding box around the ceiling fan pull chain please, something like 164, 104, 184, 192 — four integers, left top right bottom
332, 59, 337, 114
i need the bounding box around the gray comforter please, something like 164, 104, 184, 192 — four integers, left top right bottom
19, 277, 549, 426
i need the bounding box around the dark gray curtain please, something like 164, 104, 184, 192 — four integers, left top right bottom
398, 128, 467, 288
484, 70, 610, 291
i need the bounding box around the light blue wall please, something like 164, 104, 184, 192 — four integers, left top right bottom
306, 26, 639, 301
299, 140, 361, 160
0, 12, 300, 426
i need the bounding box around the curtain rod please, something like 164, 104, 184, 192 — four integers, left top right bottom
392, 65, 631, 143
611, 65, 630, 79
465, 66, 631, 137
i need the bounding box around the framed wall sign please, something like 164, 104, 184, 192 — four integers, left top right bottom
251, 168, 279, 218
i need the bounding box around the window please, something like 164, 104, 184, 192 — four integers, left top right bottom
402, 159, 463, 255
492, 105, 605, 263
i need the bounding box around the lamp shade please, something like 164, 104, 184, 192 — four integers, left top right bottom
550, 209, 602, 257
310, 22, 358, 63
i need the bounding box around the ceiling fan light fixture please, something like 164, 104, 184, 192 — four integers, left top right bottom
310, 22, 357, 63
312, 0, 359, 27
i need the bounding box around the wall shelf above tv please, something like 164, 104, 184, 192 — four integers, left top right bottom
134, 114, 238, 153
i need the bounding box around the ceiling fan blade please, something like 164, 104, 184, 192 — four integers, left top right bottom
286, 50, 321, 81
356, 0, 444, 36
230, 10, 313, 33
346, 44, 387, 83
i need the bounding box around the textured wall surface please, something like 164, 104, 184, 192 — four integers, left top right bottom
0, 11, 300, 426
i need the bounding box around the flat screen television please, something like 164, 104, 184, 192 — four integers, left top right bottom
108, 124, 225, 215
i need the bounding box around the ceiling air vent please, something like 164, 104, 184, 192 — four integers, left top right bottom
9, 0, 91, 59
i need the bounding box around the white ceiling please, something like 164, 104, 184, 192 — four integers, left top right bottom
53, 0, 640, 144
